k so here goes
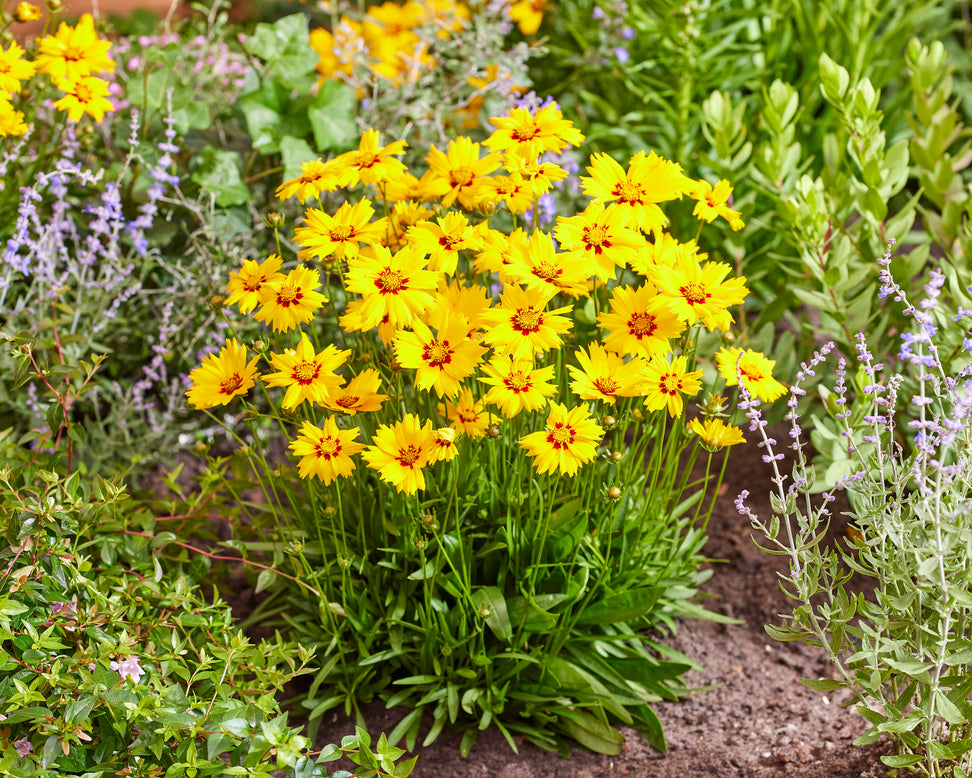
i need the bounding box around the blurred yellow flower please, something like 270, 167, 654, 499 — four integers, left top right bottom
485, 102, 584, 159
36, 14, 115, 83
691, 179, 744, 231
509, 0, 548, 35
14, 2, 42, 22
688, 417, 745, 450
0, 43, 36, 93
716, 347, 787, 403
53, 76, 114, 123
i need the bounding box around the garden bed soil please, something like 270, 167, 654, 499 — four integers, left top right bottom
289, 428, 893, 777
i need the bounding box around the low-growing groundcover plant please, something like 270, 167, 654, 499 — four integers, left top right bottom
0, 331, 414, 777
738, 241, 972, 776
183, 100, 788, 756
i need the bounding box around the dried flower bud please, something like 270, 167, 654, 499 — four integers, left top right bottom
252, 340, 265, 352
487, 425, 500, 438
479, 608, 491, 618
44, 0, 61, 11
388, 357, 403, 372
610, 450, 623, 463
631, 409, 644, 421
209, 294, 224, 307
323, 506, 336, 517
601, 415, 616, 429
606, 486, 622, 501
416, 539, 427, 550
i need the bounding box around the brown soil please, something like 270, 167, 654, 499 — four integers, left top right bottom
302, 428, 893, 777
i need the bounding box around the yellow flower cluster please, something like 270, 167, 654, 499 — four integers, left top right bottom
310, 0, 469, 88
188, 103, 783, 490
0, 13, 116, 137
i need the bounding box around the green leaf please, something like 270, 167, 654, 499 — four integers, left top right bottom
308, 81, 357, 152
880, 754, 925, 767
556, 708, 624, 755
151, 531, 176, 549
470, 586, 512, 642
575, 588, 661, 625
255, 569, 277, 594
243, 14, 319, 86
280, 136, 318, 183
64, 695, 97, 723
190, 148, 250, 207
799, 677, 845, 691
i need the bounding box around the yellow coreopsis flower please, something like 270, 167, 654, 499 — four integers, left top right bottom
716, 347, 787, 402
263, 334, 351, 410
385, 200, 435, 249
333, 129, 408, 188
290, 418, 366, 484
14, 2, 42, 22
654, 260, 748, 330
343, 245, 440, 331
509, 0, 548, 35
394, 313, 486, 398
503, 229, 591, 299
688, 417, 745, 451
0, 97, 28, 137
185, 339, 260, 410
323, 368, 388, 416
36, 14, 115, 83
691, 179, 744, 231
642, 355, 703, 418
472, 172, 534, 215
479, 355, 557, 418
0, 43, 36, 93
424, 136, 501, 210
295, 199, 388, 264
520, 402, 604, 477
53, 76, 114, 123
503, 148, 568, 197
554, 201, 647, 283
225, 254, 285, 315
479, 285, 573, 360
254, 265, 328, 333
407, 211, 483, 275
275, 158, 341, 203
363, 413, 435, 495
425, 421, 460, 463
568, 342, 647, 405
597, 284, 685, 359
428, 280, 493, 336
438, 386, 498, 438
485, 102, 584, 160
582, 151, 696, 234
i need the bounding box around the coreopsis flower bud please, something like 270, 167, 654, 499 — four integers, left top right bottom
610, 450, 623, 463
15, 1, 41, 20
601, 414, 616, 429
606, 486, 622, 501
264, 212, 285, 229
323, 506, 336, 517
44, 0, 61, 11
487, 425, 501, 438
631, 409, 644, 421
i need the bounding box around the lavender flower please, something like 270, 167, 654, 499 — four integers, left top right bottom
13, 738, 32, 756
110, 655, 146, 683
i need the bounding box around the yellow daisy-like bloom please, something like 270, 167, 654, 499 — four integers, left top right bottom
35, 14, 115, 84
14, 2, 42, 22
0, 97, 28, 137
54, 76, 114, 123
642, 355, 704, 418
503, 229, 591, 299
427, 280, 493, 336
471, 223, 519, 274
629, 232, 700, 281
333, 128, 408, 188
582, 151, 696, 234
363, 413, 434, 495
339, 298, 397, 345
225, 254, 285, 315
394, 313, 486, 398
688, 417, 745, 451
275, 158, 341, 203
568, 342, 647, 405
509, 0, 548, 35
185, 338, 260, 410
344, 244, 440, 331
503, 148, 568, 197
380, 171, 430, 204
520, 402, 604, 477
554, 201, 646, 283
385, 200, 435, 250
480, 285, 573, 360
424, 136, 501, 210
0, 43, 36, 93
323, 368, 388, 415
472, 172, 534, 215
294, 199, 388, 264
597, 284, 685, 359
254, 265, 328, 333
263, 334, 350, 410
290, 418, 366, 484
407, 211, 483, 275
654, 260, 748, 330
485, 102, 584, 160
479, 355, 557, 418
716, 347, 787, 402
425, 421, 460, 463
691, 179, 744, 231
438, 386, 497, 438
